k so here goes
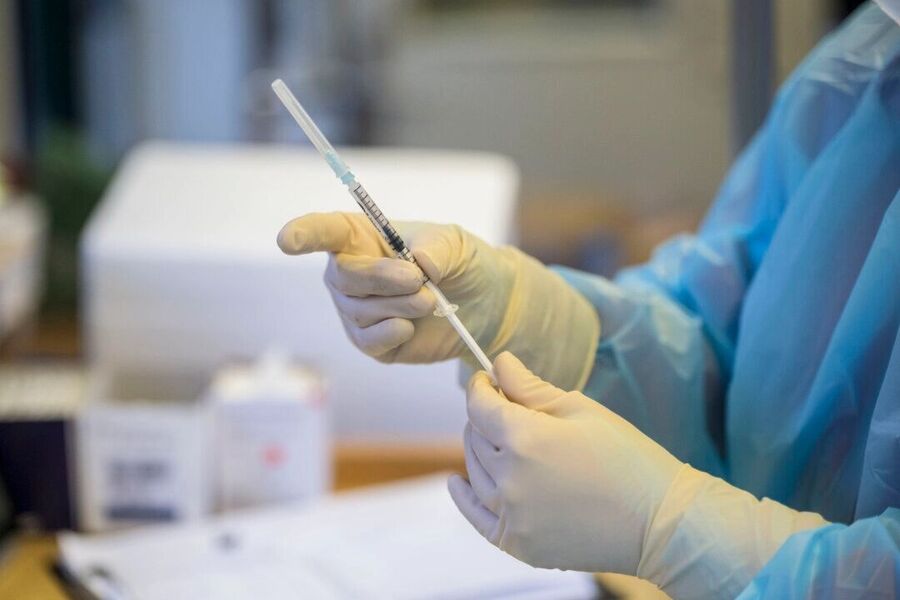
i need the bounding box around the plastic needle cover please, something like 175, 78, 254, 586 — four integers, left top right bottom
271, 79, 496, 379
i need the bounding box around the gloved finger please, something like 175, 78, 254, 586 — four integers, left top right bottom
466, 371, 527, 446
400, 224, 467, 285
278, 212, 366, 255
467, 422, 502, 472
342, 315, 415, 358
326, 253, 425, 298
494, 351, 566, 414
448, 474, 499, 543
332, 286, 436, 328
464, 424, 500, 513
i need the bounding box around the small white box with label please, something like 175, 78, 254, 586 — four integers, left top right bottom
75, 372, 212, 532
210, 353, 329, 511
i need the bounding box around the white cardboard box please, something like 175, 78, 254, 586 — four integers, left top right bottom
81, 143, 518, 440
75, 371, 212, 532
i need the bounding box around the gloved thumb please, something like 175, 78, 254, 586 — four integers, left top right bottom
398, 223, 468, 285
494, 352, 566, 414
278, 212, 359, 255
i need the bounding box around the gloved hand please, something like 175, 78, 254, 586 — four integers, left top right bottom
449, 352, 830, 597
277, 212, 599, 390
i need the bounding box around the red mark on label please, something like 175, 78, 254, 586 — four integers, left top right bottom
262, 445, 285, 467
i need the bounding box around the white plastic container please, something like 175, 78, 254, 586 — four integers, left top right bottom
209, 353, 328, 511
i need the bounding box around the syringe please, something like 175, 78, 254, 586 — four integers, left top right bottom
272, 79, 496, 380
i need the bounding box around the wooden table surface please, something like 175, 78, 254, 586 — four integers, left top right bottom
0, 441, 667, 600
0, 317, 472, 598
0, 443, 467, 600
0, 320, 666, 599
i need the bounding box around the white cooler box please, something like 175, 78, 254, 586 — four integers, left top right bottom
81, 143, 518, 440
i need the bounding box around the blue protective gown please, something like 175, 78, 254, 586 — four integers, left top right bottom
557, 4, 900, 596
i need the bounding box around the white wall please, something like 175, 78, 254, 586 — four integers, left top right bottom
374, 0, 833, 215
375, 1, 732, 214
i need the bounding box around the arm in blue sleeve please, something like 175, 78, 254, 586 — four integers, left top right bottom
556, 267, 725, 475
554, 119, 787, 475
738, 508, 900, 599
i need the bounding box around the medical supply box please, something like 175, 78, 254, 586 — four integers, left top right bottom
208, 353, 328, 510
81, 143, 518, 440
75, 371, 211, 532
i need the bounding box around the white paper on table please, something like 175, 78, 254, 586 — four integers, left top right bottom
59, 474, 598, 600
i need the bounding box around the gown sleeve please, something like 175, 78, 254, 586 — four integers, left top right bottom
554, 114, 786, 475
737, 508, 900, 598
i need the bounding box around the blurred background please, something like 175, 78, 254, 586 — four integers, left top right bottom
1, 0, 865, 320
0, 0, 868, 597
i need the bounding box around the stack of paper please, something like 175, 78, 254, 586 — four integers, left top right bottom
59, 474, 598, 599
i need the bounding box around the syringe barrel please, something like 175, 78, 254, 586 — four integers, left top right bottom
347, 181, 422, 269
272, 78, 495, 381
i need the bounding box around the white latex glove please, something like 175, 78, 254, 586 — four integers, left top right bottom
450, 352, 830, 598
277, 212, 599, 390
